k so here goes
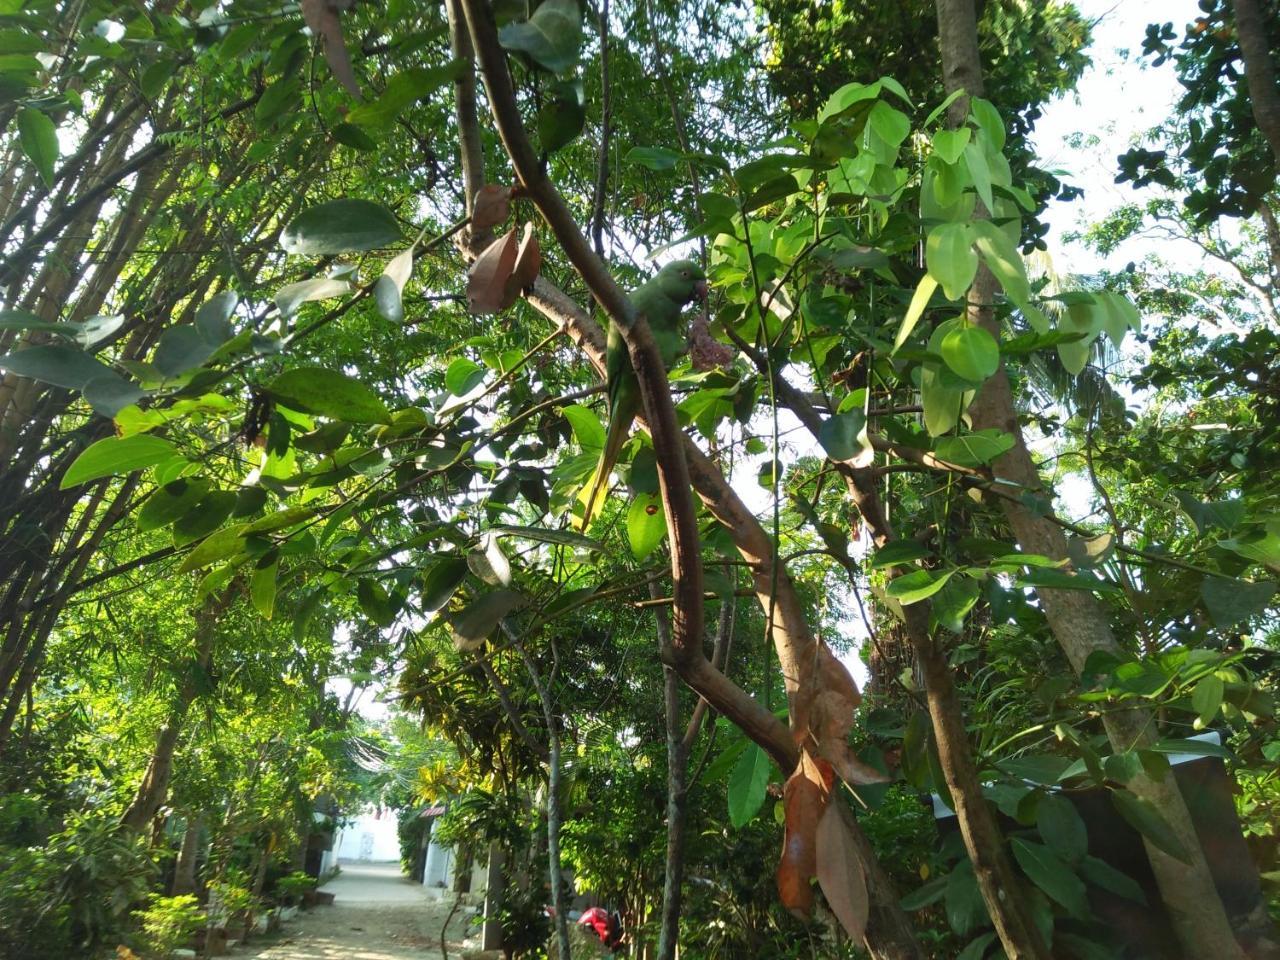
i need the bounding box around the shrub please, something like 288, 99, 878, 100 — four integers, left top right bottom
274, 870, 317, 905
134, 894, 204, 958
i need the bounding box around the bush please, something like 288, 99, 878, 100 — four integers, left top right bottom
134, 894, 204, 958
0, 810, 155, 957
207, 872, 257, 930
274, 870, 317, 905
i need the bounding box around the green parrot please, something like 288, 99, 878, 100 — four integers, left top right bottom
576, 259, 708, 528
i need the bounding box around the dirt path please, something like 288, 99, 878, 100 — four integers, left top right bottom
239, 861, 482, 960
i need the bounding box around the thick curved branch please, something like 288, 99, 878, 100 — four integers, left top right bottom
460, 0, 704, 677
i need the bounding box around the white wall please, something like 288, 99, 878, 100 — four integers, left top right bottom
333, 807, 401, 862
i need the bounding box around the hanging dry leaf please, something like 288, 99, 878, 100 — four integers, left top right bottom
777, 750, 833, 918
815, 803, 869, 944
504, 223, 541, 301
472, 184, 513, 232
467, 228, 519, 314
300, 0, 362, 99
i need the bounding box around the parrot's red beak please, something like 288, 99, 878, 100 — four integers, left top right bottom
694, 279, 708, 300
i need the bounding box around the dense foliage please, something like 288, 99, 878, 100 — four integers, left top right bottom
0, 0, 1276, 958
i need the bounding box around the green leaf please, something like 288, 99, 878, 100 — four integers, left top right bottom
255, 76, 300, 127
82, 373, 144, 417
136, 478, 212, 531
1016, 568, 1120, 593
177, 526, 248, 574
445, 357, 486, 396
970, 220, 1029, 304
892, 274, 938, 353
497, 0, 582, 74
961, 140, 993, 212
969, 97, 1006, 150
331, 122, 377, 151
931, 127, 971, 165
868, 101, 910, 148
885, 568, 953, 605
997, 754, 1074, 785
356, 579, 399, 628
727, 743, 769, 828
1079, 855, 1146, 904
345, 61, 464, 129
275, 278, 351, 318
627, 493, 666, 560
925, 223, 977, 300
626, 146, 681, 171
421, 557, 469, 612
930, 575, 979, 634
900, 874, 947, 911
1011, 837, 1087, 917
17, 106, 56, 188
172, 491, 238, 547
1192, 675, 1224, 730
943, 862, 987, 936
61, 435, 178, 489
538, 77, 584, 153
195, 291, 238, 344
957, 933, 997, 960
281, 199, 402, 255
562, 403, 604, 451
1201, 576, 1276, 628
934, 429, 1014, 466
449, 588, 527, 651
0, 344, 113, 390
1172, 491, 1245, 534
267, 367, 391, 424
1146, 738, 1232, 760
491, 524, 602, 552
250, 554, 279, 619
920, 364, 966, 437
152, 325, 217, 377
870, 540, 933, 569
817, 409, 867, 462
1036, 794, 1088, 864
375, 247, 415, 322
1109, 789, 1190, 862
939, 322, 999, 382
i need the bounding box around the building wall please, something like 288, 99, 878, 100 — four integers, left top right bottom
332, 807, 401, 862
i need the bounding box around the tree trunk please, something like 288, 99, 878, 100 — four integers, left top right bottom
657, 666, 688, 960
482, 841, 506, 952
120, 595, 223, 832
1231, 0, 1280, 169
172, 812, 204, 896
933, 2, 1250, 956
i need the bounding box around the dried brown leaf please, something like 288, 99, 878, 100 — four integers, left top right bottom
466, 228, 519, 314
504, 223, 541, 301
815, 803, 869, 944
777, 750, 833, 918
301, 0, 362, 99
472, 185, 513, 232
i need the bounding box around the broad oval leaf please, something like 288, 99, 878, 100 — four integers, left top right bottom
281, 199, 402, 255
137, 478, 212, 531
275, 277, 352, 319
421, 557, 470, 612
627, 493, 665, 560
61, 434, 179, 488
152, 325, 217, 378
17, 106, 57, 187
925, 222, 977, 300
1035, 794, 1088, 864
933, 429, 1015, 467
1109, 789, 1190, 863
939, 321, 999, 382
266, 366, 391, 424
885, 568, 953, 605
870, 540, 933, 569
1011, 837, 1088, 917
449, 588, 527, 651
728, 742, 769, 827
497, 0, 582, 74
0, 344, 113, 391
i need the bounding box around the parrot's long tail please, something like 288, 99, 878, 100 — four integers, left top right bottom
575, 412, 631, 530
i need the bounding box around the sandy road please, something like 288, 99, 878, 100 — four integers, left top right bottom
239, 861, 481, 960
